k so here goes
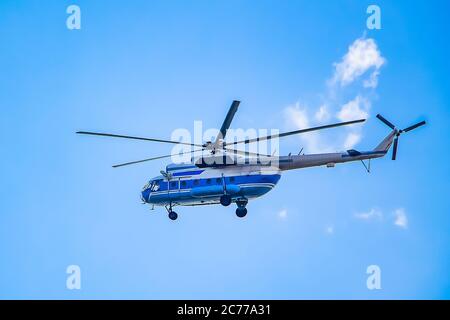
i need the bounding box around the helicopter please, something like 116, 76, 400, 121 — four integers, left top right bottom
77, 100, 425, 220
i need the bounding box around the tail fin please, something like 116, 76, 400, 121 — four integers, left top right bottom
374, 130, 397, 152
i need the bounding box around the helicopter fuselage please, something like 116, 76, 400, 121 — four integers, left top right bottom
141, 163, 281, 207
140, 147, 389, 209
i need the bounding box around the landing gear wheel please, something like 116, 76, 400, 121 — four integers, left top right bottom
220, 195, 232, 206
236, 208, 247, 218
168, 211, 178, 221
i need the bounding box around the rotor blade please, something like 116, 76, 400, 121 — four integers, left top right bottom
112, 149, 204, 168
224, 147, 271, 158
402, 121, 426, 133
77, 131, 204, 148
216, 100, 240, 142
376, 114, 396, 130
392, 137, 398, 160
225, 119, 365, 146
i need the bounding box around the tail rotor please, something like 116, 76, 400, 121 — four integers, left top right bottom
376, 114, 426, 160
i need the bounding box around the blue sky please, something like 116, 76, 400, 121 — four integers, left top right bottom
1, 0, 449, 299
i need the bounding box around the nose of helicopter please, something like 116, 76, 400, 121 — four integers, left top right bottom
141, 188, 150, 203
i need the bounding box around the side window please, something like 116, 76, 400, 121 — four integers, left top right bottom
181, 180, 187, 188
216, 178, 222, 184
206, 178, 211, 184
170, 181, 177, 188
229, 177, 235, 183
194, 179, 199, 186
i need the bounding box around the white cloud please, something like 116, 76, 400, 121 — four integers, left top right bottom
283, 36, 385, 154
363, 70, 380, 88
343, 132, 362, 150
325, 225, 334, 234
337, 96, 370, 122
393, 208, 408, 229
278, 209, 288, 220
354, 207, 409, 229
354, 208, 383, 220
336, 96, 370, 149
315, 105, 330, 122
284, 100, 367, 152
285, 103, 309, 128
331, 37, 385, 88
283, 103, 324, 153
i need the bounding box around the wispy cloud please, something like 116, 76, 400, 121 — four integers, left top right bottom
343, 132, 362, 150
364, 70, 381, 88
354, 208, 383, 220
278, 209, 288, 220
354, 207, 409, 230
325, 225, 334, 235
336, 95, 370, 122
336, 95, 370, 149
315, 105, 330, 123
393, 208, 408, 229
283, 103, 325, 153
331, 37, 385, 88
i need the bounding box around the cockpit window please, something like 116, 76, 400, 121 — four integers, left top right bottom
142, 182, 151, 191
151, 180, 161, 191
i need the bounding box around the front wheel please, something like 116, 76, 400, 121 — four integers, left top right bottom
236, 208, 247, 218
168, 211, 178, 220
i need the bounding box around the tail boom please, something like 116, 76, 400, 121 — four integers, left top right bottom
277, 150, 386, 171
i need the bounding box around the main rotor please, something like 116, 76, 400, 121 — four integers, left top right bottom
77, 100, 366, 168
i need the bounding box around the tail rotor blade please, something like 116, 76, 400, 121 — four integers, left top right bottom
392, 137, 399, 160
402, 121, 426, 133
376, 114, 396, 130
